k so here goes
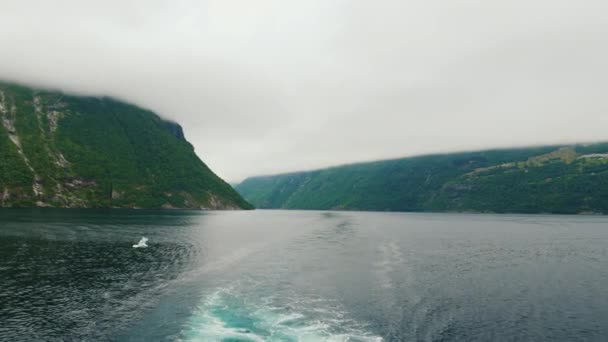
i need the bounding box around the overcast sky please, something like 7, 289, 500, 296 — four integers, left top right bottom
1, 0, 607, 182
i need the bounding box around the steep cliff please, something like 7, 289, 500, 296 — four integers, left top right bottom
0, 81, 252, 209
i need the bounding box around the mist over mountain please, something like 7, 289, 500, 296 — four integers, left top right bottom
0, 81, 251, 209
2, 0, 608, 181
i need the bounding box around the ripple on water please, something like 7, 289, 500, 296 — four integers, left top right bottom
181, 287, 383, 342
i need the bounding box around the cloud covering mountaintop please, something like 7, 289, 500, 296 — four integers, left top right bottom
1, 0, 607, 181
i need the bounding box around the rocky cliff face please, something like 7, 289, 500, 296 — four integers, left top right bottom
0, 81, 252, 210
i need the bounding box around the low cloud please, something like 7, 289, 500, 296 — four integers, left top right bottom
1, 0, 607, 181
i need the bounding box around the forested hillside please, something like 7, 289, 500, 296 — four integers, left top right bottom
236, 144, 608, 214
0, 81, 252, 209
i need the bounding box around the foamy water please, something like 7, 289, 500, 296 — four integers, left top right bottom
182, 286, 383, 342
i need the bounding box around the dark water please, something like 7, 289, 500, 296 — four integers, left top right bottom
1, 209, 608, 341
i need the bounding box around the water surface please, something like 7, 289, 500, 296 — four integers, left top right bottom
1, 209, 607, 341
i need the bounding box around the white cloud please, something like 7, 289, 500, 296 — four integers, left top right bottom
1, 0, 607, 181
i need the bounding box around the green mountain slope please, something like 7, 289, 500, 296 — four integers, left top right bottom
0, 81, 252, 209
236, 144, 608, 214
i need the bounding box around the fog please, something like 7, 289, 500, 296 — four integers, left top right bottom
1, 0, 607, 181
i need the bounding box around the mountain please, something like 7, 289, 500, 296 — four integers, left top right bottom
236, 143, 608, 214
0, 81, 252, 209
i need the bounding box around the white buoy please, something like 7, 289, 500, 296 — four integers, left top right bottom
133, 237, 148, 248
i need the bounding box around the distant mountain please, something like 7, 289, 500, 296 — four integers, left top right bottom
0, 81, 252, 209
236, 144, 608, 214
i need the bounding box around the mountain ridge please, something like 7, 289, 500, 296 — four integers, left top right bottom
0, 81, 252, 209
236, 143, 608, 214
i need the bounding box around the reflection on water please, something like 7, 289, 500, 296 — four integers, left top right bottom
1, 209, 608, 341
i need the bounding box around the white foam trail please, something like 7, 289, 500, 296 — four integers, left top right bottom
132, 237, 148, 248
374, 240, 406, 289
181, 287, 384, 341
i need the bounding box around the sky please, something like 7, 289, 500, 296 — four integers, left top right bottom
1, 0, 607, 182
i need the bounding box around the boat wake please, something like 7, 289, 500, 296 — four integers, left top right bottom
181, 287, 383, 341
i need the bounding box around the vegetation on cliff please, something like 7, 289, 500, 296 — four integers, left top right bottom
236, 144, 608, 214
0, 81, 252, 209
